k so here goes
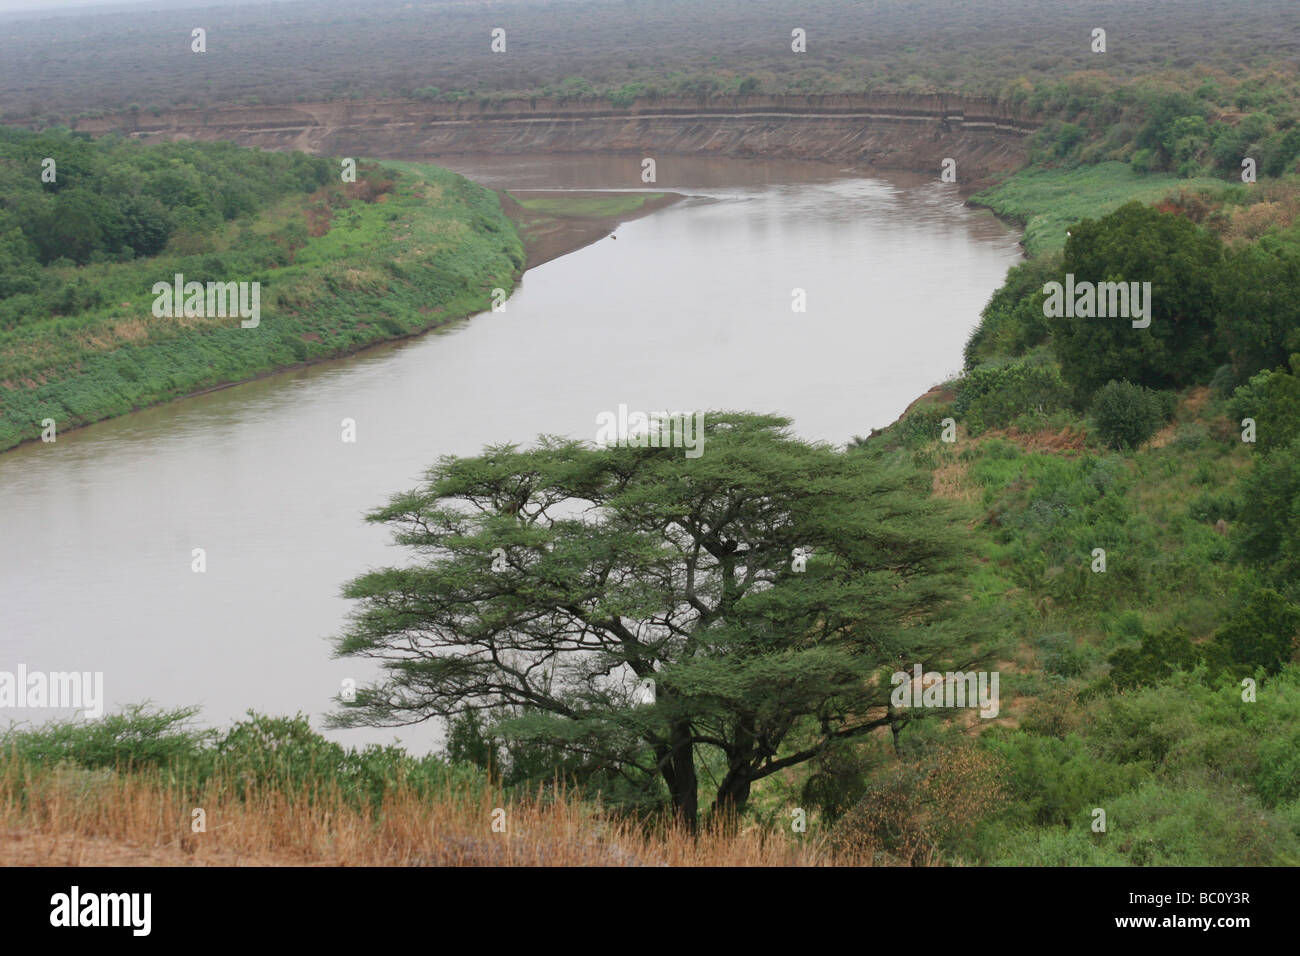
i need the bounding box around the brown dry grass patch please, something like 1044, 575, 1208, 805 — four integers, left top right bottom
980, 425, 1087, 454
0, 763, 868, 867
932, 459, 979, 503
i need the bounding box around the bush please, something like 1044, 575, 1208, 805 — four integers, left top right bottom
895, 401, 955, 446
1090, 380, 1170, 449
963, 254, 1063, 368
1236, 436, 1300, 578
1171, 422, 1209, 449
1036, 632, 1088, 677
1105, 626, 1201, 691
0, 704, 213, 771
955, 358, 1070, 435
1047, 203, 1224, 400
1228, 367, 1300, 456
830, 743, 1006, 864
1212, 587, 1300, 676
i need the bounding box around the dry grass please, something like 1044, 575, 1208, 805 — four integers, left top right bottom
0, 762, 872, 867
932, 459, 979, 503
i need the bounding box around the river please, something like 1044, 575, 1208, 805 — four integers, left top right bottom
0, 154, 1021, 751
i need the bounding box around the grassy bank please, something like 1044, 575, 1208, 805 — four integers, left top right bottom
0, 143, 523, 452
969, 162, 1225, 255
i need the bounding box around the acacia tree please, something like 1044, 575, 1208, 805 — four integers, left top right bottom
330, 412, 983, 829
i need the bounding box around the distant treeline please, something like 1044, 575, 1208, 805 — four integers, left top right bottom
1026, 72, 1300, 179
3, 0, 1298, 125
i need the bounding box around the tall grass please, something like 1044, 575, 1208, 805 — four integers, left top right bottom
0, 708, 868, 866
0, 763, 861, 866
971, 162, 1225, 255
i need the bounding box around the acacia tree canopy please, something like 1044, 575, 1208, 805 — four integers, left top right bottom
329, 412, 984, 829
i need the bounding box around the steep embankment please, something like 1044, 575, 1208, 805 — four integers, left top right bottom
0, 155, 523, 453
72, 94, 1040, 188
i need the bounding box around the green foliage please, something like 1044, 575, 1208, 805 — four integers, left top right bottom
1209, 363, 1239, 399
331, 412, 985, 828
1036, 632, 1089, 677
983, 730, 1143, 828
955, 356, 1070, 435
0, 127, 330, 274
0, 704, 212, 771
1105, 626, 1201, 691
1237, 436, 1300, 578
1228, 366, 1300, 456
893, 400, 954, 447
1, 706, 489, 813
1215, 242, 1300, 377
963, 254, 1062, 367
0, 150, 524, 451
969, 163, 1225, 257
1213, 587, 1300, 676
977, 671, 1300, 864
1089, 380, 1171, 450
606, 83, 646, 108
1048, 203, 1224, 400
1171, 422, 1209, 449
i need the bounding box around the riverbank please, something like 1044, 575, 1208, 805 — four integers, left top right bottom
68, 94, 1037, 191
967, 162, 1228, 256
498, 189, 686, 269
0, 154, 526, 454
0, 182, 689, 455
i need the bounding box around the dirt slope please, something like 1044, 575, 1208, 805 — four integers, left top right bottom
72, 93, 1038, 187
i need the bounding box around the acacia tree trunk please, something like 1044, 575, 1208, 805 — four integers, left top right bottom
661, 719, 699, 832
712, 767, 753, 822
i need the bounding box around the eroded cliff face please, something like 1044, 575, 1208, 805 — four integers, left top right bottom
72, 93, 1038, 185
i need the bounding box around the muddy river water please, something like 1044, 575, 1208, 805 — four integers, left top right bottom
0, 154, 1021, 750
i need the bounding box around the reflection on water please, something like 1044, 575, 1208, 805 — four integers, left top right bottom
0, 153, 1021, 752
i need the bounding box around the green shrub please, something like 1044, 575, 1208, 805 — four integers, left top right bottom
1171, 422, 1209, 449
0, 704, 213, 771
895, 401, 955, 446
1236, 436, 1300, 577
1090, 379, 1170, 449
1105, 626, 1201, 691
956, 358, 1070, 435
1212, 587, 1300, 676
982, 730, 1143, 828
1228, 367, 1300, 456
1256, 733, 1300, 807
1036, 632, 1087, 677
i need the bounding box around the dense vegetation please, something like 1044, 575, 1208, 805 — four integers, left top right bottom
6, 0, 1300, 867
829, 179, 1300, 863
2, 0, 1298, 124
9, 138, 1300, 866
0, 131, 523, 451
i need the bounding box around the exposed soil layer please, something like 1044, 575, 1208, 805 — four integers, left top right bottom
498, 189, 686, 269
72, 93, 1039, 191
